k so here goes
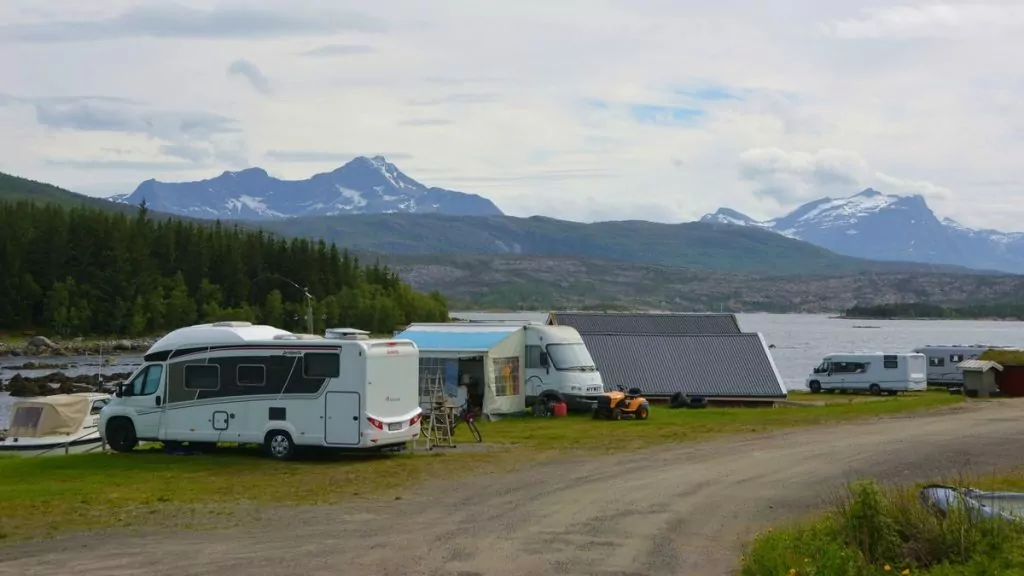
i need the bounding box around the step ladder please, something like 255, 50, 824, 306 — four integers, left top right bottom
416, 371, 455, 450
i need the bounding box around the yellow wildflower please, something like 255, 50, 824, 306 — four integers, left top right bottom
884, 565, 892, 572
901, 570, 910, 575
788, 569, 796, 576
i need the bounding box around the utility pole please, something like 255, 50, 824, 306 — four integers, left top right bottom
252, 274, 316, 334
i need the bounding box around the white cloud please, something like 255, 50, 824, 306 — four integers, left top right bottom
0, 0, 1021, 230
737, 147, 951, 206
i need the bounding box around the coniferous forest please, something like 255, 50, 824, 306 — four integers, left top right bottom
0, 201, 450, 336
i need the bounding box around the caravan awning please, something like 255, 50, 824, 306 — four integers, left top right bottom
396, 325, 521, 353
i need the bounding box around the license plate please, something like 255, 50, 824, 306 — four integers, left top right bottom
388, 422, 403, 431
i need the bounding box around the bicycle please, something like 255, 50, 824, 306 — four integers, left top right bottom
449, 400, 483, 443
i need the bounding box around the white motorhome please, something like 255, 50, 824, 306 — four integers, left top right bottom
912, 345, 1009, 386
805, 352, 927, 395
99, 322, 422, 460
524, 324, 605, 413
396, 322, 605, 414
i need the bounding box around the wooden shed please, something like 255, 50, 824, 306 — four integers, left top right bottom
956, 359, 1002, 398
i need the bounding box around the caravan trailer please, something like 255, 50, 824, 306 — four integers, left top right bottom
99, 322, 422, 460
912, 345, 1009, 387
806, 352, 927, 395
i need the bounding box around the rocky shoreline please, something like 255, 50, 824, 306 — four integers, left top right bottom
1, 371, 134, 397
0, 336, 157, 358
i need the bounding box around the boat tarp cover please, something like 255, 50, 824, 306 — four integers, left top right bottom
7, 395, 91, 437
920, 485, 1024, 522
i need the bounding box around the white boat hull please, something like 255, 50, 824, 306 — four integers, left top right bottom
0, 432, 106, 457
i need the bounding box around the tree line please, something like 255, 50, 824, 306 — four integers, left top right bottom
0, 201, 449, 336
844, 302, 1024, 320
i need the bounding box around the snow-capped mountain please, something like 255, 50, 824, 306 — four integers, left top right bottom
109, 156, 504, 220
700, 188, 1024, 274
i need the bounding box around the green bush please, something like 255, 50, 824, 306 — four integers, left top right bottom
741, 479, 1024, 575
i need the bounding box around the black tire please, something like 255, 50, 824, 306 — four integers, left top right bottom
686, 396, 708, 409
105, 418, 138, 453
869, 384, 882, 396
636, 405, 650, 420
809, 380, 822, 394
669, 391, 686, 408
533, 396, 551, 417
264, 430, 296, 461
467, 420, 482, 443
611, 407, 623, 420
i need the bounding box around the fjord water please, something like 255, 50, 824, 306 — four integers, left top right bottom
3, 314, 1024, 428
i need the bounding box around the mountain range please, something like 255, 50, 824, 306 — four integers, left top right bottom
2, 168, 1021, 312
110, 155, 503, 220
701, 189, 1024, 274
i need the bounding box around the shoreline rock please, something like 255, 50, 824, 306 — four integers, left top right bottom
0, 337, 157, 359
1, 371, 134, 396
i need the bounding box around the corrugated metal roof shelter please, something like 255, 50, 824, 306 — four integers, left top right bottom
549, 311, 741, 334
580, 333, 787, 398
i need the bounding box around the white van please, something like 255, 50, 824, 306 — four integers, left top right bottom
524, 324, 605, 413
805, 352, 927, 395
99, 322, 422, 460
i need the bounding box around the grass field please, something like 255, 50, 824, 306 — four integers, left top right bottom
0, 391, 964, 541
740, 469, 1024, 576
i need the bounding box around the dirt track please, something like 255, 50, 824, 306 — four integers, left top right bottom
4, 400, 1024, 576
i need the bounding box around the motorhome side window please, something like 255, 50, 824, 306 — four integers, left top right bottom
832, 362, 867, 373
303, 352, 341, 378
883, 355, 898, 369
184, 364, 220, 391
237, 364, 266, 387
929, 356, 945, 367
950, 354, 964, 363
526, 345, 543, 369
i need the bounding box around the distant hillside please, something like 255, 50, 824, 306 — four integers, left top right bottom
376, 253, 1024, 313
260, 213, 985, 277
111, 156, 503, 220
0, 172, 138, 212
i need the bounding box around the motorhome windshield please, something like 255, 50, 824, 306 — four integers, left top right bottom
546, 343, 597, 371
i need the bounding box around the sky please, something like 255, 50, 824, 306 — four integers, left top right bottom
2, 0, 1023, 229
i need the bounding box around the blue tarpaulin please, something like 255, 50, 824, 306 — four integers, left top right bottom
395, 327, 519, 352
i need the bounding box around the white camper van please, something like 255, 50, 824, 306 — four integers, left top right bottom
99, 322, 422, 460
805, 352, 927, 395
524, 324, 605, 413
396, 322, 605, 414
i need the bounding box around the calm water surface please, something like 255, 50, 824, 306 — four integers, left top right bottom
2, 314, 1023, 428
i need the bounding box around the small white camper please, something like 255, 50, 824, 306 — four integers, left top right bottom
805, 352, 927, 395
99, 322, 422, 460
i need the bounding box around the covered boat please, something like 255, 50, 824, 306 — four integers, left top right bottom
0, 392, 109, 456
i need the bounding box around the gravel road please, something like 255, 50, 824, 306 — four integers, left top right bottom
4, 400, 1024, 576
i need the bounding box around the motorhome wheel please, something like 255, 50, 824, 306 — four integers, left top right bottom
808, 380, 821, 393
264, 431, 296, 460
869, 384, 882, 396
105, 418, 138, 453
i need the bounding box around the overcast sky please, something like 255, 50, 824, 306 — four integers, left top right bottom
2, 0, 1022, 229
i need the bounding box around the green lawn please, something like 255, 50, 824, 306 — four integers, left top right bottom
0, 391, 964, 541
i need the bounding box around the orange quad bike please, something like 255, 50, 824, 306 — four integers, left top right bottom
592, 385, 650, 420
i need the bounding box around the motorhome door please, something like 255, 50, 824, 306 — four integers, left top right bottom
325, 391, 360, 445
